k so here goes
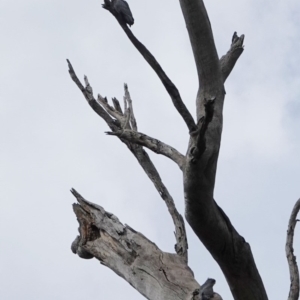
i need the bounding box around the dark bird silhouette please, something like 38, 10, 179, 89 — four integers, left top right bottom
112, 0, 134, 26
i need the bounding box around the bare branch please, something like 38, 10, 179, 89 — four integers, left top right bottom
106, 129, 185, 170
124, 140, 188, 262
68, 62, 188, 261
67, 59, 117, 130
286, 198, 300, 300
102, 1, 196, 133
220, 32, 245, 82
71, 189, 199, 299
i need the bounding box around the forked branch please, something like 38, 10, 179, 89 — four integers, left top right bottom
97, 82, 185, 170
67, 60, 188, 261
286, 198, 300, 300
67, 59, 117, 130
102, 0, 196, 132
179, 1, 268, 299
220, 32, 245, 82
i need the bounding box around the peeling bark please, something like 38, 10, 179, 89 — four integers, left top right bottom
71, 189, 199, 300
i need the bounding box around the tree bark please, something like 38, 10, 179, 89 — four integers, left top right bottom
286, 199, 300, 300
68, 1, 273, 299
179, 1, 268, 299
71, 189, 200, 300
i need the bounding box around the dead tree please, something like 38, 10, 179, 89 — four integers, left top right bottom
68, 1, 300, 299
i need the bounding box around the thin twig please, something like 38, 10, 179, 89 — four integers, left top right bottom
112, 97, 123, 114
102, 1, 196, 132
67, 59, 117, 129
130, 145, 188, 261
286, 198, 300, 300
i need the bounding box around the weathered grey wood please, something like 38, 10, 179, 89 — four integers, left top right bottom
220, 32, 245, 83
178, 1, 268, 299
68, 61, 188, 261
66, 0, 294, 299
286, 199, 300, 300
112, 97, 123, 114
67, 60, 117, 129
129, 145, 188, 261
106, 130, 185, 170
71, 189, 199, 300
96, 84, 185, 170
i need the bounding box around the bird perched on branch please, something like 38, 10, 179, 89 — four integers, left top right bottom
112, 0, 134, 26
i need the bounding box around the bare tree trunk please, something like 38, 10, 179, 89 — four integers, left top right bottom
68, 1, 299, 300
179, 1, 268, 299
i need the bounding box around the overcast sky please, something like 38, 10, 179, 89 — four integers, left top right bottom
1, 0, 300, 299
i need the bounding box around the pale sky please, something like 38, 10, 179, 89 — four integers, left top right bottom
1, 0, 300, 299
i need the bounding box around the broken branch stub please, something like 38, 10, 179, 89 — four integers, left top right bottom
71, 189, 200, 300
220, 32, 245, 82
